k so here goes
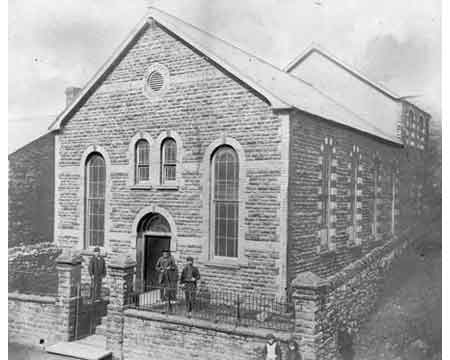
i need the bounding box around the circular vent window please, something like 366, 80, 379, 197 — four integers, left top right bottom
143, 63, 170, 98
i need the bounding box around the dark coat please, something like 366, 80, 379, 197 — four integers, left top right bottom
286, 342, 302, 360
180, 265, 200, 286
337, 329, 355, 360
155, 255, 178, 285
262, 341, 282, 360
88, 255, 106, 278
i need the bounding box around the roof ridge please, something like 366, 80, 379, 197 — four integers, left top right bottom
148, 7, 288, 73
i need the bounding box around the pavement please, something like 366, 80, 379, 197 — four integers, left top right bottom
8, 343, 69, 360
354, 226, 442, 360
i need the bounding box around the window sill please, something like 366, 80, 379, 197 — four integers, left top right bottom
155, 184, 179, 190
202, 257, 247, 269
316, 246, 337, 258
130, 184, 152, 190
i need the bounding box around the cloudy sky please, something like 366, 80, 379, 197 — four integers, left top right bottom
8, 0, 441, 153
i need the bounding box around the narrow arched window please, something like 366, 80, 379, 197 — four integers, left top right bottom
350, 145, 360, 228
371, 159, 380, 237
321, 136, 334, 228
161, 138, 177, 183
85, 153, 106, 247
135, 139, 150, 183
212, 146, 239, 257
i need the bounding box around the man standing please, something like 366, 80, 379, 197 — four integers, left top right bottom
337, 324, 355, 360
88, 247, 106, 302
155, 249, 178, 309
180, 256, 200, 317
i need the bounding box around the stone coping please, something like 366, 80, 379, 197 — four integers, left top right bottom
8, 292, 56, 304
327, 229, 416, 290
292, 227, 418, 292
124, 308, 293, 341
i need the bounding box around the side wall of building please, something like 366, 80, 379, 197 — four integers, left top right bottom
287, 109, 427, 281
8, 133, 55, 247
55, 20, 287, 296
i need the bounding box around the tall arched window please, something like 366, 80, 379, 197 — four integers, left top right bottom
85, 153, 106, 247
371, 158, 380, 237
135, 139, 150, 183
349, 144, 361, 244
321, 136, 334, 229
212, 146, 239, 257
161, 138, 177, 183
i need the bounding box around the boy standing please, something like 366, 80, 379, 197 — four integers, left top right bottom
263, 334, 282, 360
180, 256, 200, 317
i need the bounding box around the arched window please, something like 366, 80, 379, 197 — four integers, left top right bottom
85, 153, 106, 247
212, 146, 239, 258
161, 138, 177, 183
371, 158, 380, 237
135, 139, 150, 183
321, 136, 334, 229
350, 145, 360, 227
390, 164, 398, 234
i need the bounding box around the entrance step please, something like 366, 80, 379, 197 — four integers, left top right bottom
77, 334, 107, 349
46, 335, 111, 360
94, 316, 108, 337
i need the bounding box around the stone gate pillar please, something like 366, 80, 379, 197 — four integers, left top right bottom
106, 254, 136, 360
56, 251, 82, 341
291, 271, 330, 360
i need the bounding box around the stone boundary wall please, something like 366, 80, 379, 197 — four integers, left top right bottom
292, 225, 422, 360
122, 309, 293, 360
8, 243, 61, 295
8, 293, 61, 347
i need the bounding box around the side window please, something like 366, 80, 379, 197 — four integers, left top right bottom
85, 153, 106, 248
135, 139, 150, 184
161, 138, 177, 184
211, 146, 239, 258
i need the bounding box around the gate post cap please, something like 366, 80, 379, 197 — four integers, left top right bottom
56, 250, 82, 265
109, 253, 136, 269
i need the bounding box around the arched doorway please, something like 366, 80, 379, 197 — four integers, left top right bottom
136, 213, 172, 291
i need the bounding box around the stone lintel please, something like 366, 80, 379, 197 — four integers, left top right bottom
292, 271, 329, 290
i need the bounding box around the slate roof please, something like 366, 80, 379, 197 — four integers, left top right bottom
284, 43, 402, 100
49, 7, 402, 145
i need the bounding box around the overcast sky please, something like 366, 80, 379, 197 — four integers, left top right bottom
8, 0, 441, 153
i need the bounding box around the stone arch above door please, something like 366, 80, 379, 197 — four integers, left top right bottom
131, 205, 178, 252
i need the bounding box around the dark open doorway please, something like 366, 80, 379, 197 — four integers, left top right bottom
136, 213, 172, 292
144, 235, 170, 289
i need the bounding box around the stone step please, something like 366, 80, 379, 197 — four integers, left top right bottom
46, 339, 111, 360
94, 321, 107, 337
77, 334, 107, 349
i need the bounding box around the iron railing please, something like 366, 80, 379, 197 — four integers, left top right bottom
127, 285, 295, 331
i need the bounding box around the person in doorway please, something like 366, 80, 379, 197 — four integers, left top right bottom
180, 256, 201, 317
155, 249, 178, 310
337, 324, 355, 360
88, 247, 106, 302
263, 333, 282, 360
286, 337, 302, 360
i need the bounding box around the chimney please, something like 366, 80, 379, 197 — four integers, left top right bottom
65, 86, 82, 107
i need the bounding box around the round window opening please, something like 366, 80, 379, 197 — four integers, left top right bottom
143, 63, 170, 99
148, 71, 164, 92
